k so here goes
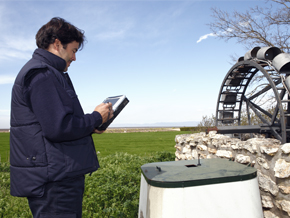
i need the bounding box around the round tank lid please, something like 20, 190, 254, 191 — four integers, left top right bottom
141, 159, 257, 188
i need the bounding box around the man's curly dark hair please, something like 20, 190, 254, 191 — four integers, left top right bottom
36, 17, 86, 50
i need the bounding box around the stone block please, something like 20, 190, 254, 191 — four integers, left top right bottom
216, 150, 232, 159
276, 200, 290, 216
261, 195, 274, 208
281, 143, 290, 154
236, 154, 251, 164
278, 185, 290, 194
257, 157, 270, 170
263, 210, 279, 218
274, 159, 290, 178
258, 170, 279, 196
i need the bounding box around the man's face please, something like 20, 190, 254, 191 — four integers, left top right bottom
58, 41, 79, 72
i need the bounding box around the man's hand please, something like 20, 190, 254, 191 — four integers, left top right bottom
93, 102, 114, 134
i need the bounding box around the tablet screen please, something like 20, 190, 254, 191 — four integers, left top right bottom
104, 98, 119, 106
97, 95, 129, 131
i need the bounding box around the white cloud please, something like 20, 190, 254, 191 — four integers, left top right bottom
239, 21, 250, 27
0, 48, 32, 61
197, 27, 236, 43
0, 75, 16, 84
196, 33, 216, 43
95, 29, 126, 41
197, 21, 250, 43
3, 36, 36, 52
0, 34, 36, 61
0, 4, 36, 61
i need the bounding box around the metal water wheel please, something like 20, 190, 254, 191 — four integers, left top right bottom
215, 47, 290, 143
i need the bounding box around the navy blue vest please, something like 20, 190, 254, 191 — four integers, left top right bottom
10, 49, 99, 197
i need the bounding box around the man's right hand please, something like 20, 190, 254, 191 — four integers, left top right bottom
94, 102, 114, 124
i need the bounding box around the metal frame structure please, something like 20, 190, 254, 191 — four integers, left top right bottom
215, 47, 290, 143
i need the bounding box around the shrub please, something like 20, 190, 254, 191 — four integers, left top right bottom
0, 151, 175, 218
0, 162, 9, 172
82, 151, 174, 218
0, 170, 31, 218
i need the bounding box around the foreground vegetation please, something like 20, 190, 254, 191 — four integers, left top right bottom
0, 130, 191, 217
0, 152, 175, 218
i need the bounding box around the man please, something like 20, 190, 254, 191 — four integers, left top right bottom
10, 17, 113, 218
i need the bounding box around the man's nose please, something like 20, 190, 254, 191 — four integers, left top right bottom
72, 53, 76, 61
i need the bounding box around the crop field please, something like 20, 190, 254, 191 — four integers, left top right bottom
0, 132, 9, 162
0, 129, 191, 161
92, 130, 191, 157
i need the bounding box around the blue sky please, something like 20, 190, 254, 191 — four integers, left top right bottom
0, 0, 263, 128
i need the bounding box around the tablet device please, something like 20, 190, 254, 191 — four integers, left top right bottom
97, 95, 129, 131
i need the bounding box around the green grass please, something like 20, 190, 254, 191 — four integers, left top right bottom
0, 131, 191, 162
0, 133, 10, 162
93, 131, 191, 157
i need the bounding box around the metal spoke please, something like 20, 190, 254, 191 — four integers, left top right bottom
215, 46, 290, 143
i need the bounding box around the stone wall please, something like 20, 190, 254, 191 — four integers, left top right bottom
175, 131, 290, 218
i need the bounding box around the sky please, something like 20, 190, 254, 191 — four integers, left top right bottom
0, 0, 265, 128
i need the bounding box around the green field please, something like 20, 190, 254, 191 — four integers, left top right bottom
0, 130, 191, 162
0, 132, 10, 162
92, 131, 191, 157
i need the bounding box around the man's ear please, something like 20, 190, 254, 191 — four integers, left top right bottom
47, 39, 61, 56
53, 39, 61, 51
